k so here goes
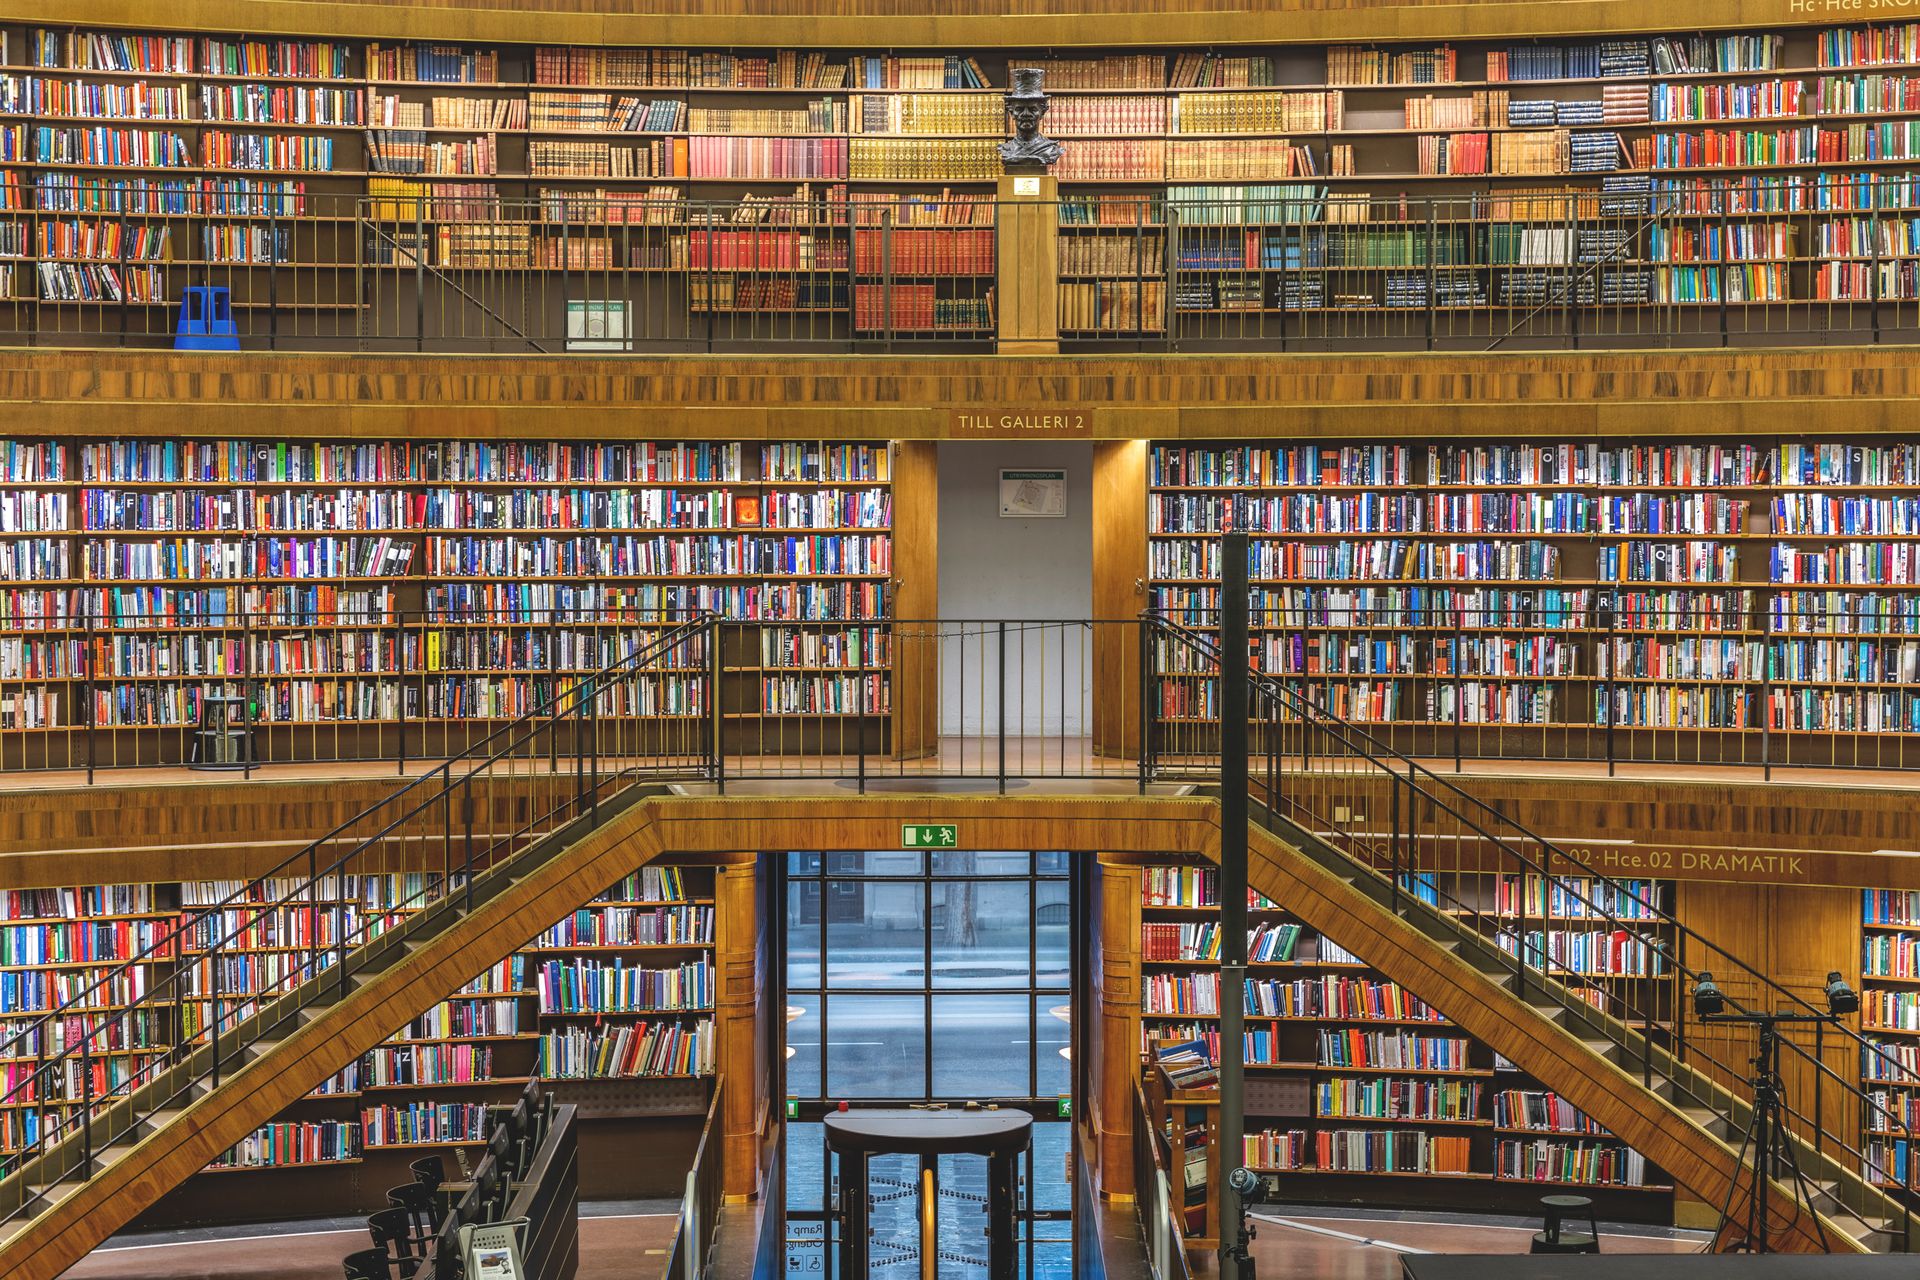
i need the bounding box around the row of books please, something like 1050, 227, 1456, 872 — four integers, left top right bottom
1140, 921, 1303, 962
1495, 1091, 1610, 1134
533, 959, 711, 1013
1148, 491, 1754, 537
1499, 1139, 1649, 1186
1153, 441, 1783, 489
1317, 1077, 1483, 1122
1244, 1128, 1475, 1173
69, 439, 881, 485
535, 1021, 713, 1078
1317, 1030, 1472, 1070
1148, 537, 1563, 583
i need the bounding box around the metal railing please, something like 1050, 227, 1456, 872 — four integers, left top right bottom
1132, 1078, 1193, 1280
0, 613, 1142, 786
414, 1083, 579, 1280
1151, 599, 1920, 776
1145, 602, 1920, 1245
8, 600, 1920, 780
0, 610, 713, 1219
6, 177, 1920, 353
668, 1078, 726, 1280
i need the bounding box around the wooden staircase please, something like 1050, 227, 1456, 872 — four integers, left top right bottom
1238, 807, 1902, 1255
0, 785, 678, 1280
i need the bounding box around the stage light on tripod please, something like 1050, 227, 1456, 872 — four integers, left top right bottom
1693, 972, 1726, 1017
1227, 1166, 1269, 1206
1825, 972, 1859, 1016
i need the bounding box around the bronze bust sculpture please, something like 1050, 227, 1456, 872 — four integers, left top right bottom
999, 67, 1063, 171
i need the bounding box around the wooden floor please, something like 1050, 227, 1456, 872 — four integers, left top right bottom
1210, 1211, 1708, 1278
7, 737, 1919, 795
64, 1211, 677, 1280
59, 1207, 1707, 1279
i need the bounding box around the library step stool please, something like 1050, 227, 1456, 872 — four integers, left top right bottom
188, 693, 255, 770
1530, 1195, 1601, 1254
174, 286, 239, 350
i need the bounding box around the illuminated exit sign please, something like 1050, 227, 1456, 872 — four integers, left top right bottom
901, 824, 959, 849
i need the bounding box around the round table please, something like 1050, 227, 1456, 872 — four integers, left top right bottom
822, 1109, 1034, 1280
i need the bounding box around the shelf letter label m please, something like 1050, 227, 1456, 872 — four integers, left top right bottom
902, 824, 959, 849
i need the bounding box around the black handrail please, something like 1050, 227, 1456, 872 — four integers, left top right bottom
1145, 611, 1916, 1247
0, 611, 716, 1204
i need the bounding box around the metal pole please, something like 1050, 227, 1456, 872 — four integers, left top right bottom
998, 620, 1008, 794
1602, 601, 1616, 777
1218, 530, 1250, 1261
83, 598, 96, 785
1137, 618, 1151, 794
397, 608, 409, 777
857, 625, 867, 796
919, 1154, 938, 1280
987, 1147, 1019, 1280
711, 617, 725, 792
840, 1149, 869, 1280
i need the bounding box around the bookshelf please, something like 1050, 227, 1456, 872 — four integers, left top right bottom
1862, 888, 1920, 1189
8, 24, 1920, 343
1136, 861, 1674, 1215
0, 435, 894, 769
1147, 436, 1920, 769
0, 863, 716, 1207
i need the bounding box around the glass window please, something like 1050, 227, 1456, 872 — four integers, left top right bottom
824, 993, 926, 1098
828, 850, 924, 877
1035, 996, 1071, 1101
824, 881, 923, 990
933, 879, 1030, 989
788, 850, 1073, 1104
934, 848, 1032, 877
787, 885, 821, 990
1035, 880, 1070, 989
786, 993, 821, 1098
932, 993, 1031, 1097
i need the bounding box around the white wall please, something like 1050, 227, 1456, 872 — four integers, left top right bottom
936, 441, 1094, 736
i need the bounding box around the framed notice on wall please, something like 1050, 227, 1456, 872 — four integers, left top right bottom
1000, 469, 1067, 518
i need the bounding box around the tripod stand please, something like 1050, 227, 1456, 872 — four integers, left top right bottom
1704, 1012, 1833, 1254
1220, 1166, 1263, 1280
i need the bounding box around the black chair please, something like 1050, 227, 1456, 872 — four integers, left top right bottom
410, 1156, 445, 1191
367, 1206, 425, 1270
387, 1181, 439, 1256
1530, 1194, 1602, 1254
342, 1248, 397, 1280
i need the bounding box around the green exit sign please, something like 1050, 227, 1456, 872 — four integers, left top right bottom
902, 824, 958, 848
786, 1098, 799, 1120
1057, 1096, 1071, 1119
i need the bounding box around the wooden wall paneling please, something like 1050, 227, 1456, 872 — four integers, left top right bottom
28, 349, 1920, 444
1239, 819, 1844, 1253
715, 854, 765, 1200
1094, 854, 1143, 1198
7, 0, 1836, 55
1676, 882, 1864, 1213
10, 769, 1920, 899
995, 175, 1059, 355
1092, 440, 1148, 759
890, 440, 940, 759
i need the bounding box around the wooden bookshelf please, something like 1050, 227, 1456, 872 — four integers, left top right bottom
1147, 436, 1920, 769
0, 434, 896, 769
1861, 889, 1920, 1190
8, 25, 1920, 340
1135, 860, 1676, 1215
0, 863, 717, 1212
